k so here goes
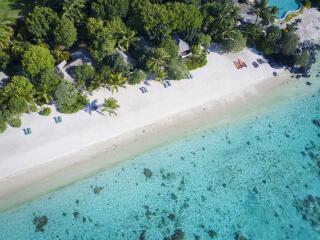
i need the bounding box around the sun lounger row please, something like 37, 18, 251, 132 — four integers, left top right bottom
22, 116, 63, 136
252, 58, 266, 68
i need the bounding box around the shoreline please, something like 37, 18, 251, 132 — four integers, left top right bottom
0, 71, 297, 212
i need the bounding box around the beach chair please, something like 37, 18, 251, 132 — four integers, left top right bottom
238, 59, 247, 68
144, 80, 150, 86
163, 82, 168, 88
257, 58, 265, 64
165, 80, 172, 87
139, 87, 148, 93
23, 128, 28, 135
23, 128, 32, 135
58, 116, 62, 123
252, 61, 259, 68
234, 61, 242, 69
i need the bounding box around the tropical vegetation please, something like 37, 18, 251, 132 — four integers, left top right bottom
0, 0, 310, 134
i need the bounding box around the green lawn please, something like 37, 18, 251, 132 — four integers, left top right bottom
0, 0, 23, 19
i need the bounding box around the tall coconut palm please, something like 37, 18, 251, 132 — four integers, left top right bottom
253, 0, 278, 25
102, 97, 120, 116
0, 15, 14, 50
107, 72, 127, 94
146, 48, 170, 74
203, 1, 240, 42
118, 29, 139, 52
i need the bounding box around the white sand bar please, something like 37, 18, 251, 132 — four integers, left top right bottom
0, 48, 289, 190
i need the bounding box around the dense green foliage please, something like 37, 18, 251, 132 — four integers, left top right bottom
0, 0, 307, 134
128, 69, 146, 85
54, 17, 77, 49
54, 81, 88, 113
22, 45, 55, 78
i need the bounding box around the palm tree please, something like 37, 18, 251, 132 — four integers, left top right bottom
155, 69, 167, 83
253, 0, 278, 25
204, 1, 240, 42
0, 15, 14, 50
146, 48, 170, 74
107, 72, 127, 94
102, 97, 120, 116
118, 29, 139, 52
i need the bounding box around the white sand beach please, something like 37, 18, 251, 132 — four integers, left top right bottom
0, 48, 291, 210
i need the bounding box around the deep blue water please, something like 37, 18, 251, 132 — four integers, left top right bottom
269, 0, 301, 19
0, 62, 319, 239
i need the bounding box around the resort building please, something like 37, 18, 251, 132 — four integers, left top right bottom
0, 71, 8, 88
173, 34, 191, 58
56, 49, 94, 83
116, 48, 135, 66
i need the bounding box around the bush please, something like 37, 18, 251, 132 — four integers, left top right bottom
54, 81, 88, 113
221, 31, 247, 53
128, 70, 146, 85
29, 103, 38, 113
166, 59, 189, 80
52, 49, 70, 63
0, 118, 7, 134
184, 54, 207, 70
8, 118, 22, 128
41, 107, 52, 116
103, 53, 131, 76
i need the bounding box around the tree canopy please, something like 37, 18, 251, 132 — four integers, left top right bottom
22, 45, 55, 78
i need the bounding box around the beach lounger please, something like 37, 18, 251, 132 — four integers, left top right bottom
144, 80, 150, 86
139, 87, 145, 93
164, 82, 168, 88
23, 128, 28, 135
238, 59, 247, 68
252, 61, 259, 68
23, 128, 32, 135
54, 116, 62, 124
139, 87, 148, 93
166, 80, 172, 87
257, 58, 265, 64
234, 61, 242, 69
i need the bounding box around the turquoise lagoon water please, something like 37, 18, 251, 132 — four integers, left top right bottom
269, 0, 301, 19
0, 63, 320, 239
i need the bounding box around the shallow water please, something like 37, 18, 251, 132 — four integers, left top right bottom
269, 0, 301, 19
0, 60, 319, 239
